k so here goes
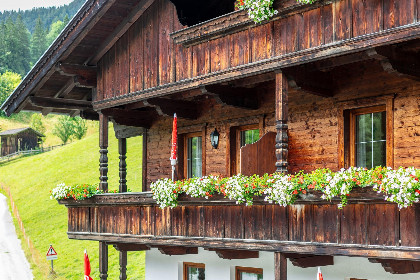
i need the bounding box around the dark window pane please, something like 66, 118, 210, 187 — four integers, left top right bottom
187, 267, 205, 280
355, 110, 386, 168
373, 141, 386, 167
372, 111, 386, 141
187, 136, 202, 178
239, 272, 263, 280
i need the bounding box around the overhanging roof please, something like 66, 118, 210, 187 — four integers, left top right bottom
0, 127, 45, 137
0, 0, 155, 117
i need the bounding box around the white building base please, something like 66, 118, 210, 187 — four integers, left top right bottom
145, 248, 419, 280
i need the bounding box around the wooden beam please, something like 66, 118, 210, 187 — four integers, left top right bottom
369, 259, 420, 274
119, 251, 127, 280
56, 63, 97, 80
311, 52, 372, 71
41, 78, 76, 115
158, 246, 198, 256
275, 252, 287, 280
74, 75, 96, 88
284, 253, 334, 268
112, 243, 150, 252
29, 96, 92, 110
275, 72, 288, 173
203, 85, 259, 110
206, 249, 259, 260
88, 0, 155, 65
113, 122, 145, 139
143, 98, 199, 120
102, 108, 156, 128
99, 242, 108, 280
99, 113, 109, 192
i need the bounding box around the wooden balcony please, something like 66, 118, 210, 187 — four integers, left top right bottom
60, 187, 420, 261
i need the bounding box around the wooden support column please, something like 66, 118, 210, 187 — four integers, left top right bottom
119, 138, 127, 192
142, 131, 148, 192
119, 251, 127, 280
99, 113, 109, 192
99, 242, 108, 280
275, 252, 287, 280
275, 72, 289, 173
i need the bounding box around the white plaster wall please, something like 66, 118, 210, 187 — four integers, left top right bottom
145, 248, 419, 280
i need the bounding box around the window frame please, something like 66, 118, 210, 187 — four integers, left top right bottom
183, 262, 205, 280
235, 266, 263, 280
339, 98, 394, 169
181, 131, 205, 179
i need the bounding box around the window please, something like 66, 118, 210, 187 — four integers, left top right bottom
349, 106, 387, 168
182, 132, 203, 179
183, 262, 205, 280
235, 266, 263, 280
240, 129, 260, 147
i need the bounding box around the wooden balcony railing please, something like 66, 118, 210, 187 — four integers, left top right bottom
60, 187, 420, 261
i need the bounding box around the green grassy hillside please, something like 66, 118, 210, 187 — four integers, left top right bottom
0, 127, 145, 279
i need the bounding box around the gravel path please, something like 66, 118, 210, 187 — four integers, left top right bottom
0, 193, 33, 280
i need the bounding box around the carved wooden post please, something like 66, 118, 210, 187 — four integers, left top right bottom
99, 113, 108, 192
142, 131, 148, 192
99, 242, 108, 280
275, 252, 287, 280
119, 138, 127, 192
119, 251, 127, 280
275, 72, 289, 173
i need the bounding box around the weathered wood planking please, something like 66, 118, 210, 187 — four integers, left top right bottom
67, 202, 417, 250
97, 0, 419, 100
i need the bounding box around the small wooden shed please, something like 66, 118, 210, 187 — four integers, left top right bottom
0, 127, 44, 156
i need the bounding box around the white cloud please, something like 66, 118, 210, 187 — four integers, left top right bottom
0, 0, 75, 12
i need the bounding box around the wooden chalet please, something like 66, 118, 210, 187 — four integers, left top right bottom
1, 0, 419, 279
0, 127, 44, 156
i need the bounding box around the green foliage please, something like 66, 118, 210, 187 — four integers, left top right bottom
0, 0, 84, 33
30, 17, 47, 64
72, 116, 87, 140
30, 113, 46, 136
52, 116, 74, 144
0, 71, 21, 115
46, 20, 67, 46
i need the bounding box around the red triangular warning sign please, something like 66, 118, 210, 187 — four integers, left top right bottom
46, 245, 57, 256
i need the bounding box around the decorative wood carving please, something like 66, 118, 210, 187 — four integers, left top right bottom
112, 243, 150, 251
99, 113, 109, 192
206, 249, 259, 260
275, 72, 288, 173
369, 258, 420, 274
284, 253, 334, 268
157, 246, 198, 255
29, 96, 92, 111
203, 85, 259, 110
143, 98, 199, 119
119, 138, 127, 193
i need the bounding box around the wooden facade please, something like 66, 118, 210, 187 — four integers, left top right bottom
0, 127, 44, 156
1, 0, 420, 279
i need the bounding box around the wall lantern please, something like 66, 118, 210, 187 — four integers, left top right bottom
210, 128, 219, 149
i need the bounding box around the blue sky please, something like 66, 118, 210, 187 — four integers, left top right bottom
0, 0, 74, 12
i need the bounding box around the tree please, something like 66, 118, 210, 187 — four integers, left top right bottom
53, 115, 74, 144
30, 113, 46, 135
31, 17, 47, 64
0, 71, 21, 116
72, 116, 87, 140
46, 20, 66, 46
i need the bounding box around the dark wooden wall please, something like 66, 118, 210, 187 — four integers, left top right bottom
67, 202, 420, 250
96, 0, 419, 100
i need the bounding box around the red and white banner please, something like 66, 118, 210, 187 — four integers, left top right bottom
317, 267, 324, 280
84, 249, 93, 280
